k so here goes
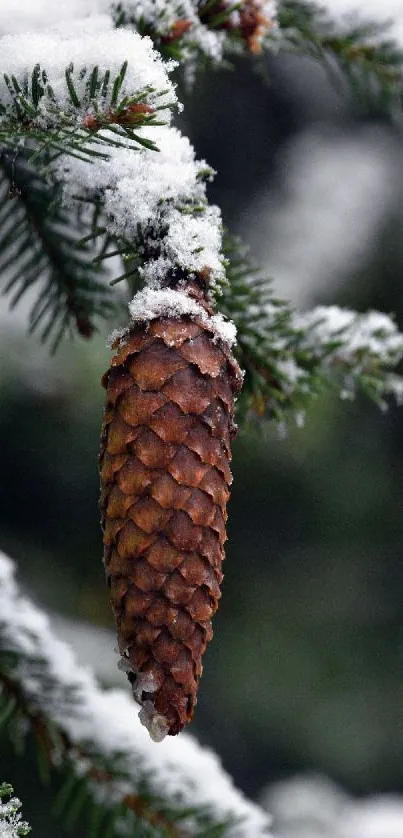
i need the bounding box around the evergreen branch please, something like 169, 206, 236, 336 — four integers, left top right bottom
0, 783, 31, 837
0, 551, 272, 838
0, 150, 116, 350
55, 123, 227, 294
1, 668, 188, 838
112, 1, 278, 64
220, 237, 403, 423
277, 0, 403, 119
0, 27, 178, 161
0, 66, 168, 160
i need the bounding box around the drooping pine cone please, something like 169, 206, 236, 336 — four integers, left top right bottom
100, 287, 242, 740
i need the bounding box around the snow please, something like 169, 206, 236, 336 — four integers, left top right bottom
128, 286, 205, 320
0, 0, 103, 36
0, 0, 279, 62
0, 817, 24, 838
132, 669, 159, 695
107, 326, 130, 348
112, 0, 229, 62
342, 797, 403, 838
0, 550, 272, 836
0, 0, 276, 345
319, 0, 403, 48
59, 126, 210, 232
0, 792, 30, 838
0, 18, 177, 127
239, 295, 403, 415
276, 358, 306, 385
5, 9, 229, 296
57, 125, 226, 288
278, 305, 403, 407
295, 306, 403, 365
145, 205, 224, 284
127, 287, 237, 346
263, 775, 403, 838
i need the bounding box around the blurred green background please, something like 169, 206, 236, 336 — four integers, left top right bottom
2, 47, 403, 831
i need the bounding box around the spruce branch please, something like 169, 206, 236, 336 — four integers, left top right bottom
277, 0, 403, 119
112, 1, 278, 64
0, 42, 176, 160
0, 551, 272, 838
220, 238, 403, 422
0, 150, 115, 350
0, 783, 31, 838
55, 121, 227, 294
0, 24, 180, 346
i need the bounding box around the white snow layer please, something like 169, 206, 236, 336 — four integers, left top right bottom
0, 7, 229, 307
0, 0, 110, 36
127, 287, 237, 345
0, 0, 278, 61
112, 0, 278, 60
59, 127, 208, 231
0, 18, 177, 124
58, 126, 226, 286
319, 0, 403, 48
0, 551, 272, 837
0, 793, 29, 838
294, 306, 403, 364
117, 0, 227, 61
263, 774, 403, 838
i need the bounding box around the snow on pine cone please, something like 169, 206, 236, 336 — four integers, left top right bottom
100, 287, 242, 741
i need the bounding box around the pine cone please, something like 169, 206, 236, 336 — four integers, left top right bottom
100, 292, 242, 740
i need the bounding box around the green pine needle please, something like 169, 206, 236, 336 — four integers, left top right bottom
0, 150, 116, 350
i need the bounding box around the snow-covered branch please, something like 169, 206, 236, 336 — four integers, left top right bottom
0, 10, 233, 340
219, 243, 403, 421
286, 305, 403, 409
56, 122, 227, 292
111, 0, 278, 63
0, 551, 272, 837
0, 18, 177, 158
0, 1, 279, 67
0, 784, 31, 838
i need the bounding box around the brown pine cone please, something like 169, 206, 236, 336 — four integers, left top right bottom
100, 293, 242, 740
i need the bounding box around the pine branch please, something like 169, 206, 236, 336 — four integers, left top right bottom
220, 237, 403, 423
277, 0, 403, 119
0, 150, 116, 350
0, 551, 272, 838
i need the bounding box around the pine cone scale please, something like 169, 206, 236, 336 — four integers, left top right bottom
100, 314, 242, 739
